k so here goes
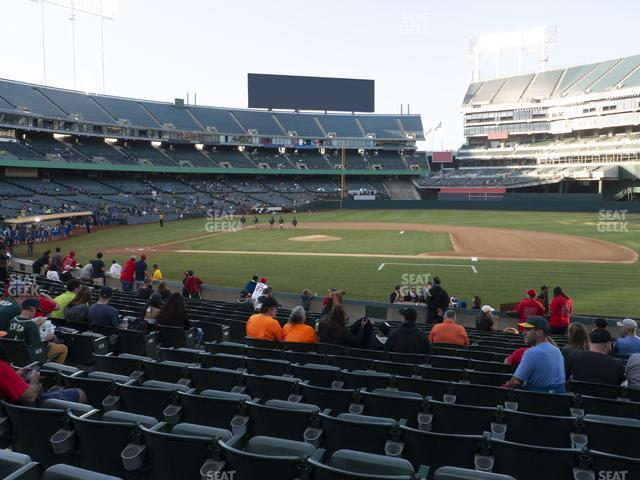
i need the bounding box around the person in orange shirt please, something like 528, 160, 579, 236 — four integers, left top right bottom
428, 310, 469, 346
246, 297, 283, 341
283, 306, 318, 344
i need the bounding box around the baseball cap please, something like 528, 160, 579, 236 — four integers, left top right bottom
617, 318, 638, 329
21, 298, 40, 310
481, 305, 495, 314
525, 289, 537, 298
590, 329, 613, 344
399, 307, 417, 323
518, 316, 549, 333
99, 286, 113, 298
261, 297, 278, 309
260, 277, 268, 284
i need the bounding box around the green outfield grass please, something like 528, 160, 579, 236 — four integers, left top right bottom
11, 209, 640, 318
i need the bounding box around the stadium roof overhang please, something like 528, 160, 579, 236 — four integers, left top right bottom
4, 211, 93, 225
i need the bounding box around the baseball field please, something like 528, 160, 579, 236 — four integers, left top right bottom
12, 209, 640, 318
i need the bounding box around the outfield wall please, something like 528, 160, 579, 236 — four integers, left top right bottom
316, 193, 640, 213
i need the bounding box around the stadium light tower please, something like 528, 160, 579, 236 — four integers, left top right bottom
28, 0, 117, 92
467, 26, 558, 81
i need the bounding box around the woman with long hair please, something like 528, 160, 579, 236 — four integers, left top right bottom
561, 322, 590, 358
143, 293, 163, 323
157, 292, 204, 347
549, 286, 573, 335
64, 286, 92, 322
318, 304, 368, 346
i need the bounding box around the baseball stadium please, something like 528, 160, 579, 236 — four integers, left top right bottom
0, 2, 640, 480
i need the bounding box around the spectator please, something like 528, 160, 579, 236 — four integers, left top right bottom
385, 307, 431, 355
565, 329, 625, 385
0, 352, 86, 405
0, 244, 8, 283
59, 265, 74, 284
471, 296, 482, 310
549, 287, 573, 335
0, 284, 26, 331
321, 288, 337, 309
594, 318, 609, 332
505, 346, 529, 368
51, 247, 63, 272
46, 269, 61, 282
183, 270, 203, 299
561, 323, 590, 359
157, 281, 172, 301
282, 306, 317, 343
120, 256, 136, 292
507, 317, 565, 393
537, 285, 550, 315
90, 252, 106, 281
368, 322, 391, 351
246, 297, 283, 341
79, 262, 93, 282
625, 354, 640, 389
426, 276, 449, 324
142, 293, 163, 323
153, 292, 202, 347
7, 298, 68, 364
61, 251, 77, 270
244, 275, 259, 295
389, 285, 403, 304
151, 264, 163, 286
614, 319, 640, 355
318, 305, 368, 346
515, 289, 545, 332
404, 287, 419, 303
235, 290, 254, 313
134, 255, 148, 289
320, 290, 344, 316
32, 250, 51, 275
138, 279, 154, 300
300, 288, 315, 313
475, 305, 498, 332
89, 287, 121, 328
51, 279, 81, 320
63, 286, 91, 323
429, 310, 469, 346
109, 259, 122, 277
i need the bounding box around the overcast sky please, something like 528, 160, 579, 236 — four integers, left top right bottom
2, 0, 639, 149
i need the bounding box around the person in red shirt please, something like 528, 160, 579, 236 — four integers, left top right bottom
549, 286, 573, 336
515, 289, 545, 333
183, 270, 203, 299
61, 251, 77, 270
505, 347, 529, 368
120, 256, 136, 293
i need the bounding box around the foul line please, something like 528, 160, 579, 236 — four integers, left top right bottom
378, 262, 478, 274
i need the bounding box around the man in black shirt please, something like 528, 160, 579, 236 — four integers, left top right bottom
90, 252, 106, 281
385, 307, 431, 355
475, 305, 498, 332
565, 329, 625, 386
426, 276, 449, 324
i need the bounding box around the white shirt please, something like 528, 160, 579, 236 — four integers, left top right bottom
110, 263, 122, 277
46, 270, 61, 282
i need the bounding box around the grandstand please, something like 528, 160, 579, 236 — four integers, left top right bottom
417, 54, 640, 200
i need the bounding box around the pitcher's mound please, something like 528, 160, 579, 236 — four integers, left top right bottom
289, 234, 341, 242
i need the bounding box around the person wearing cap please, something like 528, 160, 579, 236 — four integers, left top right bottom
7, 299, 68, 364
624, 353, 640, 389
507, 317, 565, 393
151, 264, 163, 287
283, 306, 317, 344
120, 256, 136, 292
134, 255, 149, 290
429, 310, 469, 346
385, 307, 432, 355
235, 290, 254, 314
514, 289, 545, 333
565, 329, 625, 386
548, 287, 573, 336
246, 297, 283, 342
89, 287, 121, 328
614, 319, 640, 355
475, 305, 498, 332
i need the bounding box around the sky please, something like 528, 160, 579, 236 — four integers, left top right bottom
1, 0, 640, 150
